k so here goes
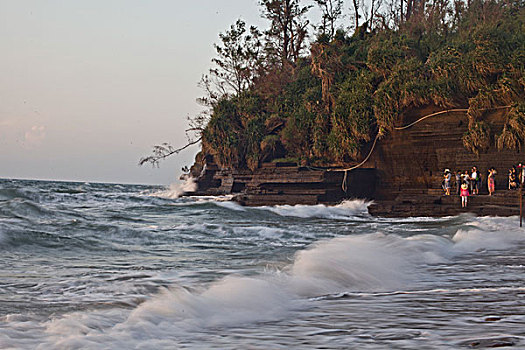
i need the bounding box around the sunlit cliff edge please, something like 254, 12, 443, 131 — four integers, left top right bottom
143, 0, 524, 216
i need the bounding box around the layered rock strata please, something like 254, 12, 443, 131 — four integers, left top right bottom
190, 162, 377, 206
365, 106, 523, 217
189, 106, 524, 217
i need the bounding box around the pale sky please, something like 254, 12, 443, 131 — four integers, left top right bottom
0, 0, 268, 185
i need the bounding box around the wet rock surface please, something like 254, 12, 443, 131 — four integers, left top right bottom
459, 336, 520, 348
190, 162, 377, 207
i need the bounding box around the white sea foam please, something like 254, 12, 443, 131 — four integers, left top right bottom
2, 215, 525, 349
232, 226, 288, 239
287, 232, 455, 296
213, 200, 246, 211
185, 194, 234, 202
451, 216, 525, 253
112, 234, 424, 334
127, 276, 296, 328
114, 218, 525, 333
230, 225, 313, 244
150, 178, 197, 199
259, 199, 371, 220
5, 278, 298, 349
172, 222, 229, 236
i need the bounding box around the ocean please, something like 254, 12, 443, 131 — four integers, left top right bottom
0, 178, 524, 349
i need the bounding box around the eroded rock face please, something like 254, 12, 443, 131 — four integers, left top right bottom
365, 106, 524, 217
190, 162, 377, 206
367, 106, 516, 198
190, 106, 524, 217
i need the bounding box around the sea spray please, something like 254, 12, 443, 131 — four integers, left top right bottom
116, 233, 458, 330
127, 277, 296, 328
288, 234, 413, 295
2, 179, 525, 349
150, 177, 197, 199
119, 221, 525, 331
258, 199, 371, 220
452, 222, 525, 252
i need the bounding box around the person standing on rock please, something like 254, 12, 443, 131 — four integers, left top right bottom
462, 170, 471, 191
513, 163, 525, 187
456, 170, 462, 195
477, 169, 483, 193
460, 182, 469, 208
509, 167, 517, 190
443, 169, 451, 195
488, 168, 496, 196
471, 167, 479, 195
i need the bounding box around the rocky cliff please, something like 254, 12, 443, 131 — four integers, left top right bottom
366, 106, 523, 217
190, 161, 377, 206
188, 106, 524, 217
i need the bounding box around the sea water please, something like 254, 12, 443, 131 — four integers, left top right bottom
0, 178, 524, 349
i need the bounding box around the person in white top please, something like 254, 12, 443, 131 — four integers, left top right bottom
471, 167, 479, 195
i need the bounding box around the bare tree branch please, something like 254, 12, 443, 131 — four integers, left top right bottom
139, 137, 202, 167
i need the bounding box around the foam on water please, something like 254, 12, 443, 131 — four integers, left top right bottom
5, 216, 523, 349
149, 178, 197, 199
290, 234, 432, 296
116, 233, 419, 330
232, 225, 304, 241
213, 200, 246, 211
452, 216, 525, 253
116, 223, 525, 336
128, 276, 296, 328
2, 179, 525, 349
2, 225, 524, 349
258, 199, 371, 220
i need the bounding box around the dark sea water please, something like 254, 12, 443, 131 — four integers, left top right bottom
1, 178, 524, 349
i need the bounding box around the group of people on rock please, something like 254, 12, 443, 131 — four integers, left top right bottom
508, 163, 525, 190
442, 167, 498, 207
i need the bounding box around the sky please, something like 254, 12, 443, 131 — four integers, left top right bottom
0, 0, 268, 185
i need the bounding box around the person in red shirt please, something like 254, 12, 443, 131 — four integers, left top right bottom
460, 182, 469, 207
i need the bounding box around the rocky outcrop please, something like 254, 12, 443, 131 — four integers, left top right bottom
364, 106, 523, 217
189, 162, 377, 206
367, 189, 522, 217
189, 106, 525, 217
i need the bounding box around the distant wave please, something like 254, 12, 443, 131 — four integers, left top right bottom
256, 199, 372, 220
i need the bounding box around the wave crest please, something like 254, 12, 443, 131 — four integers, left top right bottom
149, 178, 197, 199
258, 199, 371, 220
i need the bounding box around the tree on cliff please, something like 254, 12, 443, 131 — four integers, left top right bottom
314, 0, 344, 40
260, 0, 312, 66
141, 0, 525, 171
139, 20, 264, 168
206, 19, 263, 99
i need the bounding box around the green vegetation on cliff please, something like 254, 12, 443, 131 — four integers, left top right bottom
141, 0, 524, 171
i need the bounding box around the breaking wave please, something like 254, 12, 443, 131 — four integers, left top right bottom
2, 179, 525, 349
257, 199, 371, 220
149, 178, 197, 199
6, 216, 524, 349
108, 218, 525, 327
